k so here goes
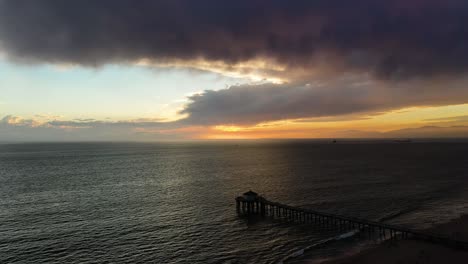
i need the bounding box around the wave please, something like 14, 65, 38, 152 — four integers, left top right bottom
378, 206, 419, 223
276, 229, 360, 264
276, 207, 419, 263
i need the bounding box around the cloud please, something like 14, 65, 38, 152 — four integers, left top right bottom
47, 119, 182, 129
206, 125, 468, 139
3, 0, 468, 140
421, 115, 468, 127
1, 0, 468, 79
1, 115, 41, 127
3, 114, 468, 141
384, 126, 468, 138
424, 115, 468, 123
293, 115, 372, 123
338, 125, 468, 139
0, 115, 194, 142
179, 76, 468, 125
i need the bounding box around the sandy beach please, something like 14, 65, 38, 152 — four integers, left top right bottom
321, 215, 468, 264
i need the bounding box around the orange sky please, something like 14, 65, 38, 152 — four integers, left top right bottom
198, 104, 468, 139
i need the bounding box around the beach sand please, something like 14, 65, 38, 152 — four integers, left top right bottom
296, 215, 468, 264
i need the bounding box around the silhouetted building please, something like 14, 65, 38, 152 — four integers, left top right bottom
243, 190, 258, 201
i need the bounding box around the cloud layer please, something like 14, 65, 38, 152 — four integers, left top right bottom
2, 0, 468, 139
2, 0, 468, 79
0, 115, 193, 141
3, 114, 468, 141
180, 76, 468, 125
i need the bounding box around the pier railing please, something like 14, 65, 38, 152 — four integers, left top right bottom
235, 195, 468, 250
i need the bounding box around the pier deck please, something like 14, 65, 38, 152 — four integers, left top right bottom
236, 194, 468, 250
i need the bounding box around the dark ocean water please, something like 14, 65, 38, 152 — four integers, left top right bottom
1, 141, 468, 263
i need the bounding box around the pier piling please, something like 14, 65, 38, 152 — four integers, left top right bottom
236, 191, 468, 250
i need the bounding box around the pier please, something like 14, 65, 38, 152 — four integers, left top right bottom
236, 191, 468, 249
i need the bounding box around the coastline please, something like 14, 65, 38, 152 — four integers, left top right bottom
290, 215, 468, 264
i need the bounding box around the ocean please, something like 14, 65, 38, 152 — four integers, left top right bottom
1, 141, 468, 263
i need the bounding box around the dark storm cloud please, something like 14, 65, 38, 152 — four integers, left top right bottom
180, 81, 383, 125
180, 77, 468, 125
1, 0, 468, 78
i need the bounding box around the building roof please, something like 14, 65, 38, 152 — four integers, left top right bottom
243, 190, 258, 196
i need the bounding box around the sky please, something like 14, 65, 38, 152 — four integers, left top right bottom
2, 0, 468, 141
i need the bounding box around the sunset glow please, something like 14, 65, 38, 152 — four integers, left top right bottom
2, 1, 468, 141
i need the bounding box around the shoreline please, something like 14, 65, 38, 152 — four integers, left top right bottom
320, 215, 468, 264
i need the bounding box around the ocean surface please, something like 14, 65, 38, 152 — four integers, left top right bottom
1, 141, 468, 263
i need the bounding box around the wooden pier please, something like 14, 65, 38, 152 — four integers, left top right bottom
236, 191, 468, 250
